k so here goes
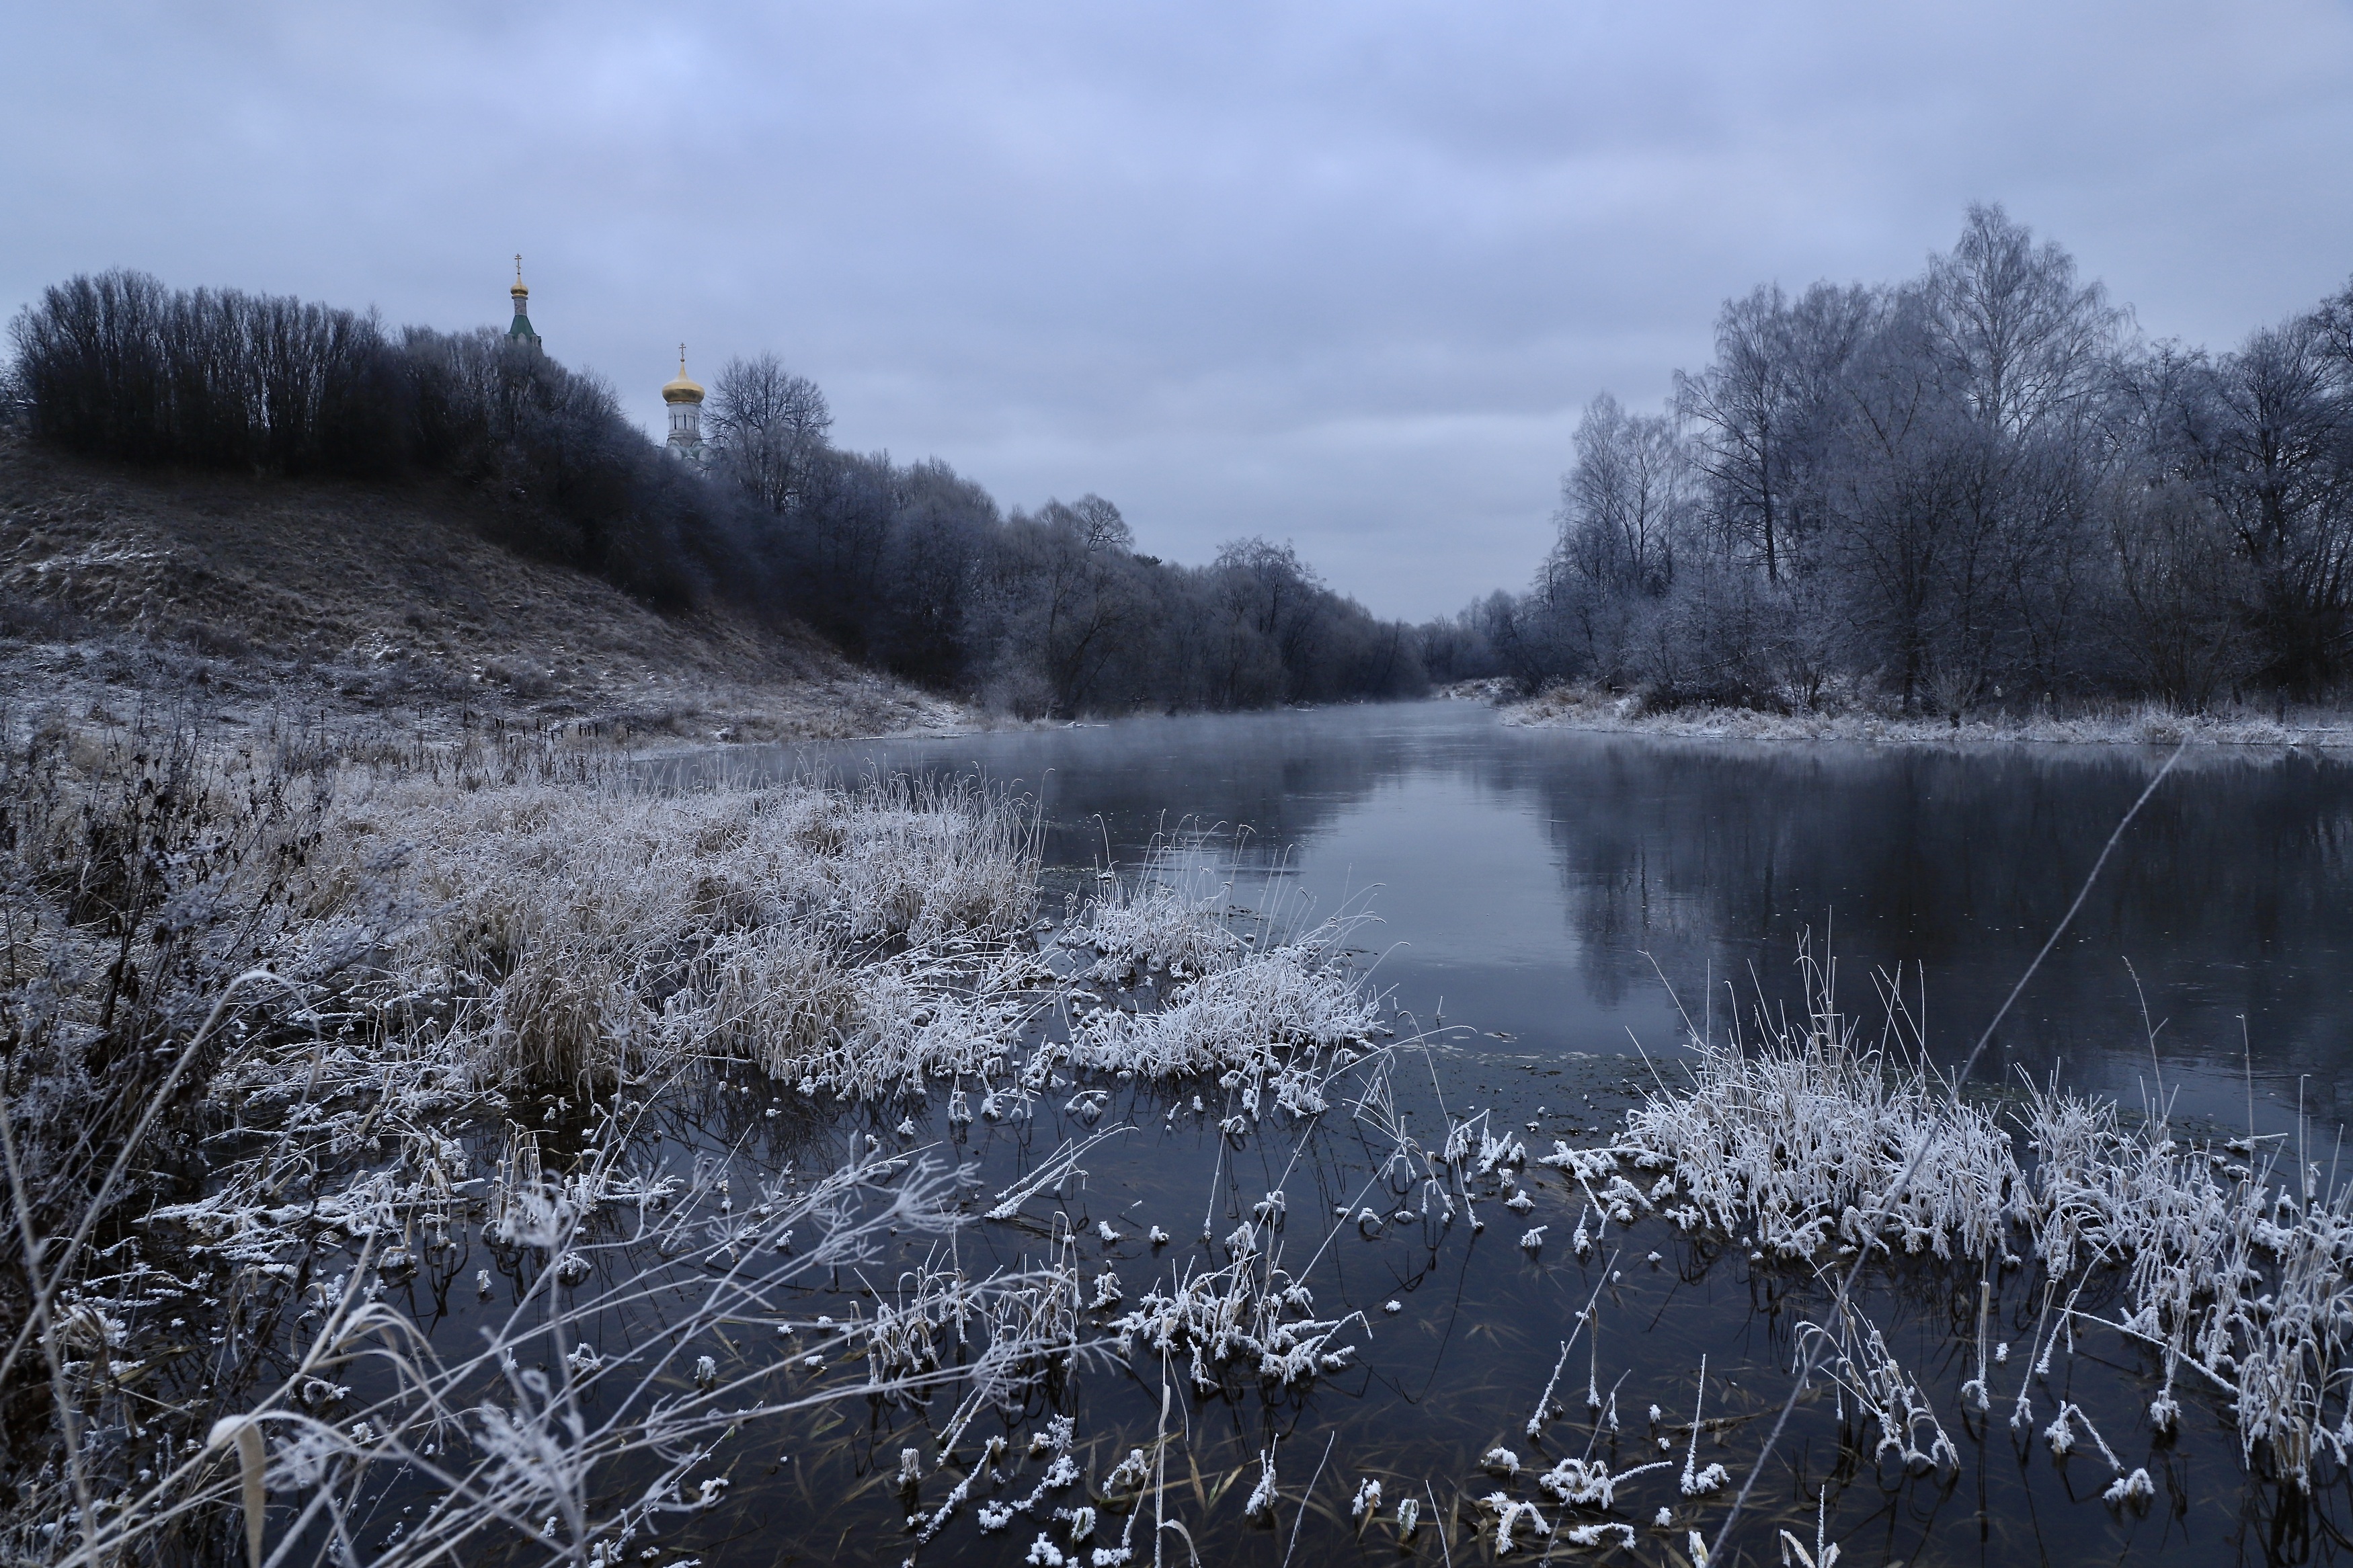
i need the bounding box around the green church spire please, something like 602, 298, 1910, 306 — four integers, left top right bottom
507, 254, 541, 350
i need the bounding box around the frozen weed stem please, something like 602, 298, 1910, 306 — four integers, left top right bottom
1618, 938, 2353, 1484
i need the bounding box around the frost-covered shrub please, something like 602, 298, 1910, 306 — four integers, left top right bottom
1069, 938, 1376, 1081
1621, 992, 2024, 1262
1072, 872, 1244, 983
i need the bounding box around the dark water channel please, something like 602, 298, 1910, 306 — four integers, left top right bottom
456, 702, 2353, 1568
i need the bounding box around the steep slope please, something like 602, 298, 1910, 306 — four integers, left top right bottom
0, 430, 967, 740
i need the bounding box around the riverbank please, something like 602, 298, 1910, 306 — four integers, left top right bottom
1455, 679, 2353, 749
0, 428, 982, 745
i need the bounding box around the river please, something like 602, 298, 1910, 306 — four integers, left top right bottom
576, 701, 2353, 1566
733, 699, 2353, 1135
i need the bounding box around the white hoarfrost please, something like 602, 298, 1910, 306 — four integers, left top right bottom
1607, 948, 2353, 1481
1064, 937, 1377, 1086
25, 746, 1418, 1568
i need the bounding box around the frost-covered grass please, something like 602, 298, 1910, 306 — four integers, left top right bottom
1062, 938, 1378, 1091
331, 767, 1376, 1106
1616, 961, 2022, 1264
1064, 864, 1244, 985
338, 766, 1047, 1094
1050, 846, 1384, 1110
1497, 681, 2352, 749
1608, 950, 2353, 1484
0, 715, 1409, 1567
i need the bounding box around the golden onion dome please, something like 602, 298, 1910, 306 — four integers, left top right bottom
510, 254, 528, 298
662, 347, 705, 405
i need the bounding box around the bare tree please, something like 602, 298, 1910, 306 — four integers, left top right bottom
1486, 208, 2353, 714
2102, 474, 2256, 710
992, 504, 1146, 712
2196, 318, 2352, 692
1923, 204, 2122, 442
1551, 394, 1692, 597
708, 352, 832, 513
1677, 282, 1876, 581
1065, 493, 1133, 552
1211, 539, 1332, 702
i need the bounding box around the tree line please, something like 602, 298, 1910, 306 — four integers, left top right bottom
3, 271, 1425, 715
1435, 206, 2353, 715
701, 354, 1421, 712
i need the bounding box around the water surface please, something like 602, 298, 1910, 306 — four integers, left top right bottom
719, 700, 2353, 1134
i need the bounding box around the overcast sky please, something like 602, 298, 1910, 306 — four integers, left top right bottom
8, 2, 2353, 620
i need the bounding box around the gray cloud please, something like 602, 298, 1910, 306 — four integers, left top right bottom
7, 0, 2351, 618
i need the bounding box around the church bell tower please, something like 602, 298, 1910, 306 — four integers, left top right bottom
663, 347, 707, 465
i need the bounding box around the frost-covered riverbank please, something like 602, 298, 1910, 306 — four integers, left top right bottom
1454, 680, 2353, 750
0, 715, 1386, 1566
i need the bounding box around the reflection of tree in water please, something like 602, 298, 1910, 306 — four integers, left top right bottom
1022, 710, 1423, 867
1529, 739, 2353, 1115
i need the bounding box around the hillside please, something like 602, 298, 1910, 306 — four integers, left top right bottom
0, 429, 968, 741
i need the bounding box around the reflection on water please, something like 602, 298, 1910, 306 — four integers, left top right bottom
699, 701, 2353, 1133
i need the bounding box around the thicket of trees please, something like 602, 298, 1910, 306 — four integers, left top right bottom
1447, 206, 2353, 714
724, 431, 1422, 714
3, 271, 1424, 715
